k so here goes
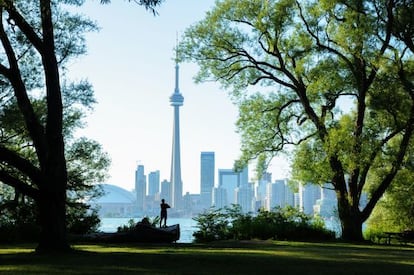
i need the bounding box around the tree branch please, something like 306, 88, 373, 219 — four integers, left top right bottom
0, 145, 42, 187
0, 170, 40, 200
0, 9, 47, 168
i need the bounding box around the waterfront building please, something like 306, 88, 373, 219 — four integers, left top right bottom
212, 186, 227, 208
135, 164, 146, 213
256, 172, 272, 209
283, 179, 295, 207
299, 183, 321, 215
148, 170, 160, 196
218, 169, 239, 206
200, 152, 215, 209
265, 178, 295, 210
160, 179, 172, 205
313, 183, 338, 219
216, 167, 249, 209
183, 192, 201, 217
92, 184, 135, 218
236, 184, 254, 213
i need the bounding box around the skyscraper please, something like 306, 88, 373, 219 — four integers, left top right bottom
169, 61, 184, 209
148, 170, 160, 196
200, 152, 215, 209
299, 183, 321, 215
160, 179, 172, 205
135, 164, 146, 212
218, 168, 240, 206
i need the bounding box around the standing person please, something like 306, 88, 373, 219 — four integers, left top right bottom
160, 199, 171, 228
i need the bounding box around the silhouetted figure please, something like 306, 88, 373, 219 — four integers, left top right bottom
160, 199, 171, 228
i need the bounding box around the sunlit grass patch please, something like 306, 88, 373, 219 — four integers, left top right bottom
0, 244, 35, 254
0, 241, 413, 274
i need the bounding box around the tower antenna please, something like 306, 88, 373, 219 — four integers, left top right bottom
175, 31, 180, 63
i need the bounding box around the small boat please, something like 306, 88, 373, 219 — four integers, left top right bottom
85, 224, 180, 243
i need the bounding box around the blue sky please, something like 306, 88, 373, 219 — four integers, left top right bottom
69, 0, 290, 194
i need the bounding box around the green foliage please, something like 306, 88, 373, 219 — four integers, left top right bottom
192, 207, 231, 242
66, 204, 101, 235
99, 0, 164, 15
0, 198, 40, 243
117, 216, 161, 233
0, 183, 101, 241
0, 1, 112, 246
178, 0, 414, 241
117, 219, 139, 233
366, 167, 414, 236
192, 204, 335, 243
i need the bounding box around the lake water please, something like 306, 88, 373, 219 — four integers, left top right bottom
100, 217, 343, 242
100, 217, 197, 243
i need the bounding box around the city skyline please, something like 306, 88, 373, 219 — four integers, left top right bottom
69, 1, 291, 194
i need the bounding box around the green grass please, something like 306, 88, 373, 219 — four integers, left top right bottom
0, 241, 413, 274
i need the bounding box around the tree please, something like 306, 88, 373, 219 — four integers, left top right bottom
0, 99, 110, 239
0, 0, 163, 253
366, 161, 414, 233
178, 0, 414, 241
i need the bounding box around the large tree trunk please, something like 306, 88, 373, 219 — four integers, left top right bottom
337, 198, 364, 242
36, 192, 70, 253
36, 162, 70, 253
34, 0, 70, 253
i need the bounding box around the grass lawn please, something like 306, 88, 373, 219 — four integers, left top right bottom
0, 240, 413, 274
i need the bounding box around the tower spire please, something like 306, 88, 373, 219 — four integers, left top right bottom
174, 61, 180, 94
174, 32, 180, 94
169, 51, 184, 209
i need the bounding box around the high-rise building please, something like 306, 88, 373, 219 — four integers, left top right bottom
273, 180, 286, 208
212, 186, 227, 208
135, 164, 146, 212
256, 172, 272, 210
218, 169, 239, 206
236, 185, 254, 213
169, 60, 184, 209
160, 179, 172, 205
148, 170, 160, 196
266, 178, 294, 210
299, 183, 321, 215
200, 152, 215, 209
314, 183, 337, 218
217, 167, 248, 208
239, 166, 249, 187
283, 179, 295, 207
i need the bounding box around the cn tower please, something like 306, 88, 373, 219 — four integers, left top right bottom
169, 60, 184, 209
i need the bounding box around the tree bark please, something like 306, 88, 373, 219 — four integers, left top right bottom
33, 0, 70, 253
36, 183, 71, 253
339, 214, 364, 242
337, 194, 364, 242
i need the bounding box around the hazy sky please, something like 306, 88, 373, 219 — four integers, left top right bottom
69, 0, 290, 194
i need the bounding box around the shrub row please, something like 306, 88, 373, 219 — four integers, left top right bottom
193, 205, 336, 243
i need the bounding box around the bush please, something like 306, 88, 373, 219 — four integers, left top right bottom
192, 205, 336, 243
0, 199, 102, 242
0, 201, 40, 243
192, 208, 231, 242
0, 222, 40, 243
117, 216, 160, 233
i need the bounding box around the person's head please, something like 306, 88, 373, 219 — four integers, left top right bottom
161, 199, 165, 203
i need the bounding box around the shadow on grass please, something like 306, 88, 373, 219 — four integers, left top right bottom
0, 241, 413, 274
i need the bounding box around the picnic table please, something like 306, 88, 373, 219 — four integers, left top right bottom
381, 231, 414, 245
383, 232, 401, 244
